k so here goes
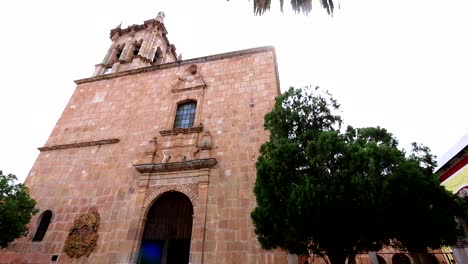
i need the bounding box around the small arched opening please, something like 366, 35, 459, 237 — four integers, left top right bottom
139, 191, 193, 264
132, 39, 143, 57
32, 210, 52, 242
153, 47, 163, 64
392, 253, 411, 264
115, 44, 125, 60
377, 255, 387, 264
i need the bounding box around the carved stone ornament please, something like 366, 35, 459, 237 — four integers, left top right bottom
63, 211, 100, 258
171, 64, 206, 92
199, 131, 213, 150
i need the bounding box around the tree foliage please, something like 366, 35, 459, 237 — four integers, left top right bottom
252, 0, 336, 16
0, 171, 38, 248
251, 87, 467, 264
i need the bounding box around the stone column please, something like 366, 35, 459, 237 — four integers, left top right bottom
453, 247, 468, 264
287, 254, 298, 264
190, 168, 210, 264
368, 251, 379, 264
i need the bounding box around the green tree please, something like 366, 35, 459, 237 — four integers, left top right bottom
251, 87, 467, 264
0, 171, 38, 248
252, 0, 336, 15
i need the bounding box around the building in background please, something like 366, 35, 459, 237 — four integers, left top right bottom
0, 13, 286, 263
436, 134, 468, 264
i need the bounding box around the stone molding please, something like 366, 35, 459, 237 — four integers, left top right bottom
75, 46, 276, 85
38, 138, 119, 152
143, 183, 199, 212
133, 158, 217, 174
159, 125, 203, 136
110, 19, 168, 39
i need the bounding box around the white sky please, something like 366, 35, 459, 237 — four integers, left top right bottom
0, 0, 467, 183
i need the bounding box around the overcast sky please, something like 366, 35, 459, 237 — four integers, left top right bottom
0, 0, 467, 183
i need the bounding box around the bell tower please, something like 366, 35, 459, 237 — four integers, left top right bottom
93, 12, 177, 76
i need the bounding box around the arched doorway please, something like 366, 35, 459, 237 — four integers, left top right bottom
139, 191, 194, 264
392, 253, 411, 264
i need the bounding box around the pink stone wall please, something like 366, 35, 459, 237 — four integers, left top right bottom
0, 48, 289, 264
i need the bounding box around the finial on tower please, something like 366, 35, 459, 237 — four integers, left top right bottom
156, 12, 165, 24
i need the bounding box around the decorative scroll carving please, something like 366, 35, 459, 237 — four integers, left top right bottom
38, 139, 119, 152
158, 145, 199, 163
134, 158, 217, 174
155, 125, 203, 163
143, 126, 211, 165
171, 64, 206, 93
63, 211, 100, 258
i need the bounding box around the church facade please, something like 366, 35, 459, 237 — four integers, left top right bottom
0, 14, 289, 263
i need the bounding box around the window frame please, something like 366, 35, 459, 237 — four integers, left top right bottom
173, 101, 197, 129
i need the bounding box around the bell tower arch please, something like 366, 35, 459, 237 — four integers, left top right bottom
94, 12, 177, 76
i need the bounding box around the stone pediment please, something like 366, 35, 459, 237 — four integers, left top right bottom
171, 64, 206, 93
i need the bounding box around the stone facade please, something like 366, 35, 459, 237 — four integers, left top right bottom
0, 15, 287, 264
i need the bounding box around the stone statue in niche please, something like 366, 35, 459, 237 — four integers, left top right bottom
63, 210, 100, 258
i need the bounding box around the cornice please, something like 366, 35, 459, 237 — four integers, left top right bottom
110, 19, 167, 38
159, 126, 203, 136
133, 158, 217, 174
38, 138, 119, 152
75, 46, 276, 85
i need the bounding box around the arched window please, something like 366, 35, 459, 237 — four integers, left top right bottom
32, 210, 52, 242
115, 44, 125, 60
133, 41, 142, 57
153, 47, 163, 64
174, 102, 196, 129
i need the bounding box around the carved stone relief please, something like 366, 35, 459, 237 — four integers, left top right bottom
142, 128, 215, 164
171, 64, 206, 93
63, 210, 100, 258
